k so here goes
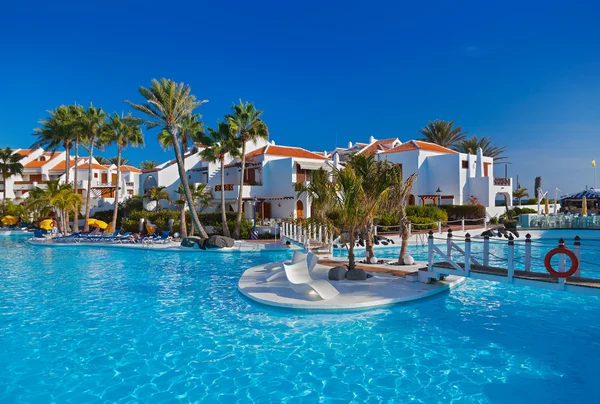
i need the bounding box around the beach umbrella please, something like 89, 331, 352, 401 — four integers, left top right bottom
87, 219, 108, 229
40, 219, 53, 230
582, 196, 588, 216
544, 198, 550, 215
2, 215, 17, 225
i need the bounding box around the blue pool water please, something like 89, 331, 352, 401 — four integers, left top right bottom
1, 238, 599, 403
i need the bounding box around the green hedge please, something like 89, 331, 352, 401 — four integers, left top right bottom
441, 205, 486, 223
407, 216, 438, 229
374, 206, 447, 231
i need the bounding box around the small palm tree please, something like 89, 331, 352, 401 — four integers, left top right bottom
227, 100, 269, 239
140, 160, 157, 170
24, 186, 52, 222
145, 186, 170, 211
127, 78, 209, 238
454, 135, 507, 161
418, 120, 466, 147
387, 171, 418, 264
513, 187, 529, 206
110, 156, 128, 166
0, 148, 24, 210
95, 156, 110, 165
201, 121, 241, 237
49, 186, 83, 234
295, 168, 334, 223
103, 112, 144, 231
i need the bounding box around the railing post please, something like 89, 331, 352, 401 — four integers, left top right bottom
318, 225, 323, 243
374, 225, 378, 236
484, 216, 487, 231
408, 222, 412, 237
574, 236, 581, 277
558, 238, 566, 288
461, 218, 465, 232
307, 225, 312, 242
464, 233, 471, 276
507, 235, 514, 281
428, 230, 434, 272
446, 228, 453, 259
483, 235, 490, 267
438, 219, 442, 234
525, 233, 532, 272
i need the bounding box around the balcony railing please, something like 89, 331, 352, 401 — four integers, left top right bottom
214, 184, 235, 192
125, 182, 135, 187
494, 177, 511, 186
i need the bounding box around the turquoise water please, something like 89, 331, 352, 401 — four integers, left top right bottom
1, 238, 599, 403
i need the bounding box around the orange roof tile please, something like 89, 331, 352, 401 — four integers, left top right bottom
24, 153, 60, 168
49, 158, 86, 171
15, 149, 34, 156
245, 145, 328, 160
120, 165, 141, 173
358, 138, 400, 156
381, 140, 457, 155
79, 163, 109, 170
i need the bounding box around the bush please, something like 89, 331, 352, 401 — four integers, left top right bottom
213, 219, 252, 239
405, 206, 448, 222
407, 216, 438, 230
490, 217, 499, 225
441, 205, 486, 223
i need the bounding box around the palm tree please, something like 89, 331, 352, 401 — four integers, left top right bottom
126, 78, 209, 238
295, 168, 334, 223
158, 113, 204, 151
104, 112, 144, 231
454, 135, 507, 161
348, 154, 395, 261
95, 156, 110, 165
0, 148, 24, 210
418, 120, 466, 147
333, 165, 365, 271
387, 171, 418, 264
513, 187, 529, 206
140, 160, 157, 170
67, 104, 84, 232
174, 184, 188, 238
227, 100, 269, 239
144, 186, 170, 211
76, 104, 106, 232
201, 121, 241, 237
110, 156, 128, 166
50, 189, 83, 234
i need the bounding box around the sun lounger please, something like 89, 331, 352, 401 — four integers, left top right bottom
265, 251, 307, 282
282, 253, 339, 300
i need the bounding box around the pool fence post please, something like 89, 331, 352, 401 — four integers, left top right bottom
574, 236, 581, 277
484, 216, 487, 231
507, 235, 515, 281
438, 220, 442, 234
374, 225, 378, 236
408, 223, 412, 237
525, 234, 532, 272
307, 225, 311, 242
461, 218, 465, 232
464, 233, 472, 276
427, 230, 434, 272
558, 238, 566, 288
318, 225, 322, 243
446, 228, 453, 259
483, 235, 490, 267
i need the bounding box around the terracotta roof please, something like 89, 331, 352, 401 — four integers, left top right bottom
15, 149, 34, 156
79, 163, 109, 170
24, 153, 60, 168
245, 145, 328, 160
120, 165, 141, 173
358, 138, 400, 156
50, 158, 86, 171
381, 140, 457, 155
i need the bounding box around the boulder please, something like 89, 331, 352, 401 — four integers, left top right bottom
181, 236, 203, 248
402, 255, 415, 265
508, 229, 520, 238
328, 266, 347, 281
206, 235, 235, 248
346, 268, 367, 281
480, 230, 496, 238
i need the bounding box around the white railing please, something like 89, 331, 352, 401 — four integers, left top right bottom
280, 220, 332, 253
527, 214, 600, 229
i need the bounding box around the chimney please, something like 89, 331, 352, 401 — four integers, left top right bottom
271, 140, 276, 145
348, 141, 353, 148
369, 135, 375, 144
475, 147, 484, 178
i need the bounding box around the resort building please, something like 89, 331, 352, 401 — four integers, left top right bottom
2, 148, 141, 211
332, 137, 513, 215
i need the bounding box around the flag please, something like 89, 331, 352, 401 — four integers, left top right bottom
593, 160, 596, 167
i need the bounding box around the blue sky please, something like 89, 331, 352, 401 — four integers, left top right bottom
1, 0, 599, 196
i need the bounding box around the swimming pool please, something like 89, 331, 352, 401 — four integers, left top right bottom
1, 238, 599, 402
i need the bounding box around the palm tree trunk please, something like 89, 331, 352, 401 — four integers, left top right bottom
168, 125, 208, 238
347, 225, 356, 270
73, 138, 79, 232
111, 147, 121, 232
220, 156, 231, 237
233, 140, 247, 239
398, 207, 409, 263
2, 177, 6, 212
64, 141, 71, 184
365, 219, 375, 261
83, 139, 94, 232
64, 209, 69, 234
180, 203, 187, 238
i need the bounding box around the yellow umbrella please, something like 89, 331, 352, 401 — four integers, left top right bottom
582, 196, 588, 216
2, 216, 17, 225
544, 198, 550, 215
40, 219, 54, 230
88, 219, 108, 229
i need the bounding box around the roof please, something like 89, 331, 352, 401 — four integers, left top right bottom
15, 149, 34, 156
79, 163, 109, 170
24, 152, 60, 168
381, 140, 457, 155
358, 138, 400, 156
120, 165, 141, 173
245, 145, 328, 160
50, 158, 86, 171
561, 189, 600, 200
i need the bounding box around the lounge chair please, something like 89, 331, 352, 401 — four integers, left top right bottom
32, 229, 45, 239
282, 252, 339, 300
97, 230, 121, 242
265, 251, 315, 282
144, 230, 171, 244
54, 232, 81, 243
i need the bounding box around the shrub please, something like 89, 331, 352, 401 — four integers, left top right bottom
213, 219, 252, 239
407, 216, 438, 230
490, 217, 499, 225
441, 205, 486, 223
405, 206, 448, 222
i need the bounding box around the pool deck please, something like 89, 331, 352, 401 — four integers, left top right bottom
238, 259, 464, 310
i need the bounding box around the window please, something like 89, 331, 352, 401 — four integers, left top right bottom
462, 160, 468, 169
94, 173, 98, 179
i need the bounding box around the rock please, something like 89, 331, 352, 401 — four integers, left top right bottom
346, 268, 368, 281
381, 241, 389, 246
369, 256, 378, 264
403, 255, 415, 265
206, 235, 235, 248
508, 229, 520, 238
328, 266, 347, 281
181, 236, 203, 248
480, 230, 496, 238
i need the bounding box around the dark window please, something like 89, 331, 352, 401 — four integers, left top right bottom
462, 160, 468, 169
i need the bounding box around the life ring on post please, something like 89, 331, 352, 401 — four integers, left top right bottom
544, 246, 578, 278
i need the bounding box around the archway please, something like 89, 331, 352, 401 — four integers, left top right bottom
408, 194, 416, 205
494, 192, 512, 207
143, 175, 158, 194
296, 200, 304, 219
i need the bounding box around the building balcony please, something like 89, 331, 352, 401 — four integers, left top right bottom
493, 177, 511, 187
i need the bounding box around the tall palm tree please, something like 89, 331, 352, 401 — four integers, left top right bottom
158, 113, 204, 151
185, 183, 212, 237
201, 121, 241, 237
50, 188, 83, 234
418, 120, 466, 147
144, 186, 170, 211
0, 148, 24, 211
333, 165, 366, 271
104, 112, 144, 231
348, 154, 395, 261
454, 135, 507, 161
387, 171, 418, 264
295, 168, 334, 223
67, 104, 84, 232
227, 100, 269, 239
76, 104, 106, 232
513, 187, 529, 206
174, 184, 188, 238
140, 160, 157, 170
126, 78, 209, 238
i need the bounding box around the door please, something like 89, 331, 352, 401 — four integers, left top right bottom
484, 162, 491, 177
296, 200, 304, 219
245, 168, 255, 185
101, 173, 108, 183
111, 174, 117, 184
264, 202, 271, 220
30, 174, 42, 183
296, 164, 306, 182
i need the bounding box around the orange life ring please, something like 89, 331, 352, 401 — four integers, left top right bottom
544, 246, 578, 278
